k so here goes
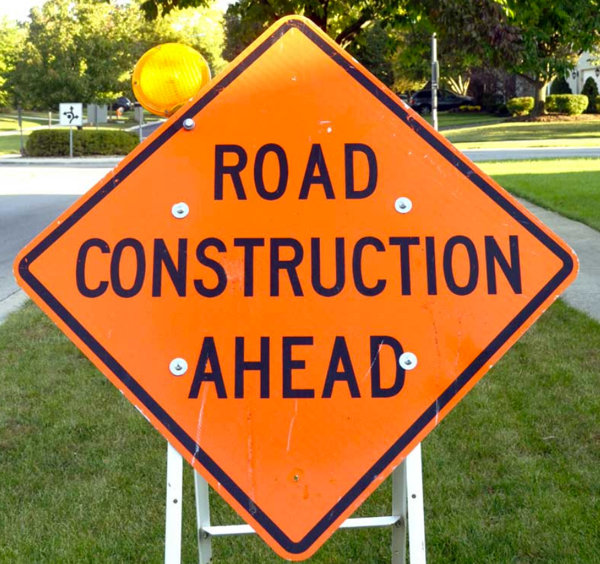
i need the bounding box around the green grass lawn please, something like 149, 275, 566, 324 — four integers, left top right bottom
422, 112, 507, 129
0, 116, 42, 131
0, 134, 29, 155
0, 109, 51, 120
445, 120, 600, 148
1, 300, 599, 563
481, 159, 600, 232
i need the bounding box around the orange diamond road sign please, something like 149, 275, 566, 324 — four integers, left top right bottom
15, 15, 577, 561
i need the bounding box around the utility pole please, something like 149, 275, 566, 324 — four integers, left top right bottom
431, 33, 439, 132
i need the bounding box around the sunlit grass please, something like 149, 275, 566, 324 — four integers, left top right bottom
423, 112, 507, 128
0, 116, 42, 131
481, 158, 600, 231
445, 120, 600, 145
0, 134, 28, 155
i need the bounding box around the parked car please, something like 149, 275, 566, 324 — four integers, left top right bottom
111, 96, 133, 112
408, 89, 475, 115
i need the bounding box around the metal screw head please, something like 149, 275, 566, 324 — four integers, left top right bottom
395, 197, 413, 214
169, 358, 188, 376
171, 202, 189, 219
183, 118, 195, 131
399, 352, 418, 371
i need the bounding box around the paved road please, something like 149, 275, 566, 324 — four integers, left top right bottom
2, 152, 600, 324
464, 147, 600, 162
0, 167, 108, 318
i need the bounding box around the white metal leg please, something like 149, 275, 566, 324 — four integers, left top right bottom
406, 444, 427, 564
165, 443, 184, 564
391, 461, 408, 564
195, 470, 213, 563
186, 443, 426, 564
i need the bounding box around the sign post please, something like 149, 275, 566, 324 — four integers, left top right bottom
16, 16, 577, 562
59, 103, 83, 158
17, 104, 24, 155
431, 33, 439, 132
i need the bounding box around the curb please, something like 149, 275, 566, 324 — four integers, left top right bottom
0, 290, 28, 326
0, 157, 123, 167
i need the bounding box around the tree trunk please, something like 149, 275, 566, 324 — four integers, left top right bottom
532, 80, 549, 115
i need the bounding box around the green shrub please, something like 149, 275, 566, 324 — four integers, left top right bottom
581, 77, 599, 113
545, 94, 589, 115
25, 129, 138, 157
458, 105, 481, 112
506, 97, 534, 117
550, 76, 572, 95
496, 103, 509, 116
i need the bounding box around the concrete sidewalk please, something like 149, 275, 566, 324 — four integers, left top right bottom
517, 199, 600, 322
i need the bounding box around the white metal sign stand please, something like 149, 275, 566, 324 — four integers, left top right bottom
164, 443, 426, 564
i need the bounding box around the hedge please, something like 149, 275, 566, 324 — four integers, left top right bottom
550, 76, 572, 95
26, 129, 138, 157
506, 97, 534, 117
545, 94, 589, 115
581, 77, 599, 113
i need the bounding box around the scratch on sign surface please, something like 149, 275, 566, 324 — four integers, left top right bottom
286, 400, 299, 452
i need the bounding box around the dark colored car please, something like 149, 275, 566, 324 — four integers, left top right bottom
111, 96, 133, 112
408, 89, 475, 115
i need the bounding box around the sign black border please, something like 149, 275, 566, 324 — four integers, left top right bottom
18, 18, 575, 555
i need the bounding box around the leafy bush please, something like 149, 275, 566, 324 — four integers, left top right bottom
545, 94, 589, 115
550, 76, 572, 95
581, 77, 599, 113
26, 129, 138, 157
458, 105, 481, 112
496, 103, 510, 116
507, 97, 534, 117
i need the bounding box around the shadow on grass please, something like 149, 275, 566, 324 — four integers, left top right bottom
447, 121, 600, 144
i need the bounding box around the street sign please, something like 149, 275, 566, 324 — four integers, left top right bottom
15, 16, 577, 561
59, 103, 83, 127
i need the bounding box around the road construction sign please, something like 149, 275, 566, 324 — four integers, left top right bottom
15, 16, 577, 561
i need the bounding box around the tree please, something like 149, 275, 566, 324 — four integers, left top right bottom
9, 0, 144, 109
346, 21, 395, 87
140, 0, 209, 19
0, 18, 26, 107
143, 5, 227, 75
394, 0, 521, 96
6, 0, 227, 110
144, 0, 409, 61
503, 0, 600, 115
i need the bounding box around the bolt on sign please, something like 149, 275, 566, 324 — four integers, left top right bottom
15, 16, 577, 561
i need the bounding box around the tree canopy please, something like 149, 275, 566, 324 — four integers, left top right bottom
3, 0, 600, 113
0, 18, 26, 107
4, 0, 227, 110
503, 0, 600, 113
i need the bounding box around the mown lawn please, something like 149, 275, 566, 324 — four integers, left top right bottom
445, 120, 600, 148
481, 159, 600, 232
423, 111, 507, 129
1, 299, 599, 563
0, 116, 41, 131
0, 134, 28, 155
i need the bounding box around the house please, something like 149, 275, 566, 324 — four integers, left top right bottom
562, 51, 600, 94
